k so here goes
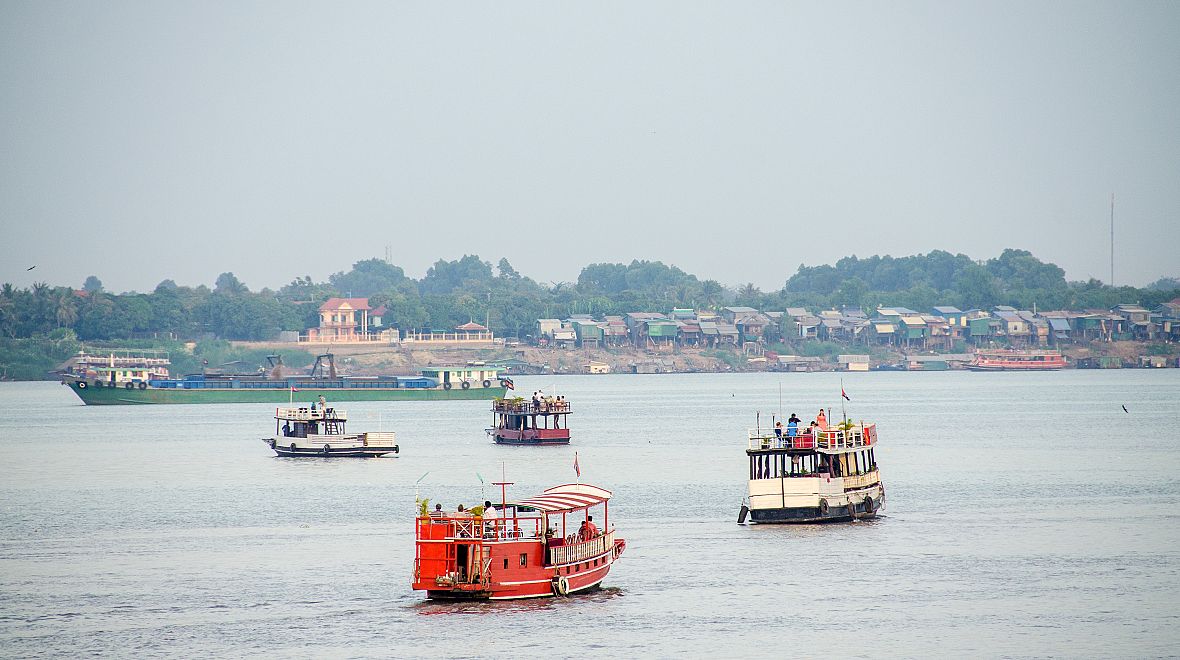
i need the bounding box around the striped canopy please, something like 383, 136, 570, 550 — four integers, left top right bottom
514, 483, 612, 514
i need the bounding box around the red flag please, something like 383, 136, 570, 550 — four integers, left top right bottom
291, 386, 299, 392
841, 387, 850, 401
573, 452, 580, 477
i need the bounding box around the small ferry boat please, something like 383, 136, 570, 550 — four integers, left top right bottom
487, 395, 571, 445
740, 418, 884, 523
61, 352, 509, 405
263, 406, 399, 457
967, 349, 1066, 371
413, 483, 625, 599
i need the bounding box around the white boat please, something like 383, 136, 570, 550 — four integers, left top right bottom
263, 406, 399, 457
739, 418, 884, 523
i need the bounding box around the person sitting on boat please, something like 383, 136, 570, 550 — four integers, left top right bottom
586, 515, 599, 538
429, 503, 445, 518
577, 520, 590, 542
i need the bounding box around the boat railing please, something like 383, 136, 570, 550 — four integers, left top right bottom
417, 515, 543, 541
492, 399, 571, 414
275, 407, 347, 421
549, 530, 614, 566
748, 424, 877, 451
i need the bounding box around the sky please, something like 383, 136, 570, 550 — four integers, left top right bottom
1, 1, 1178, 294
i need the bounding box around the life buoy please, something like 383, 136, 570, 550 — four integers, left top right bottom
552, 576, 570, 597
461, 381, 470, 390
393, 445, 399, 454
482, 379, 491, 388
93, 380, 104, 388
818, 499, 830, 516
137, 382, 147, 390
124, 382, 134, 390
443, 382, 452, 390
322, 444, 331, 455
863, 496, 875, 513
76, 381, 87, 389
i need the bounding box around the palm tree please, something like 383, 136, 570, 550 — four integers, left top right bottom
54, 289, 78, 328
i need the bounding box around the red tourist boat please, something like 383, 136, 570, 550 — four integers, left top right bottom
968, 349, 1067, 371
487, 396, 571, 445
413, 482, 625, 600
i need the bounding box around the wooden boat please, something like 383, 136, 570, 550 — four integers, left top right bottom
967, 349, 1066, 371
487, 396, 571, 445
61, 352, 509, 405
413, 483, 625, 599
263, 406, 398, 457
740, 418, 884, 523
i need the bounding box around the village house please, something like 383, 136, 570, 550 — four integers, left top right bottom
1112, 304, 1154, 340
403, 321, 496, 346
304, 297, 383, 343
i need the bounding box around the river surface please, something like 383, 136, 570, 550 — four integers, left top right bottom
2, 371, 1179, 658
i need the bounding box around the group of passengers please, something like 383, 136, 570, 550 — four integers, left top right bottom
772, 409, 828, 449
530, 391, 568, 412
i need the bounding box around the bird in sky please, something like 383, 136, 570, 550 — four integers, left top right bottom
1122, 405, 1129, 413
26, 265, 35, 271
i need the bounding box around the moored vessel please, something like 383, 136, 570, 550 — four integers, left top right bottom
740, 417, 884, 523
263, 405, 399, 457
967, 349, 1066, 371
61, 352, 509, 405
487, 394, 571, 445
413, 483, 625, 599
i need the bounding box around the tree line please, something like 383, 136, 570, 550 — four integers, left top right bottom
1, 250, 1176, 344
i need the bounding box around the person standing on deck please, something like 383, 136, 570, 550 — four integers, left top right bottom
816, 409, 827, 430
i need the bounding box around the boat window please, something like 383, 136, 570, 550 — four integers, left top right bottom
519, 553, 527, 567
503, 558, 509, 570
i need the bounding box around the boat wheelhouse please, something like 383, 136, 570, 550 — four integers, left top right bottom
413, 483, 625, 600
263, 406, 399, 457
61, 352, 510, 404
741, 420, 884, 524
968, 349, 1066, 371
488, 396, 571, 445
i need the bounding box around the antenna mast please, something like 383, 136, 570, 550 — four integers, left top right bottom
1110, 193, 1115, 287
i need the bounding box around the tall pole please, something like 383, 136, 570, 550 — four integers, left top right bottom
1110, 193, 1115, 287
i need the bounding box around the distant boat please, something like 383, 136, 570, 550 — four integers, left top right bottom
59, 352, 509, 405
967, 349, 1066, 371
264, 406, 398, 457
487, 396, 572, 445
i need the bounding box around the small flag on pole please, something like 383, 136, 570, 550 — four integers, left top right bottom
573, 452, 580, 478
841, 387, 850, 401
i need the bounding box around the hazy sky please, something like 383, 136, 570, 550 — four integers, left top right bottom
2, 1, 1178, 294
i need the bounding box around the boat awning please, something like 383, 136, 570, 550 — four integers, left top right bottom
514, 484, 613, 513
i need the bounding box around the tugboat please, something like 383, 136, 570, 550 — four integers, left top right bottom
263, 405, 399, 457
739, 414, 884, 523
487, 395, 571, 445
413, 482, 625, 599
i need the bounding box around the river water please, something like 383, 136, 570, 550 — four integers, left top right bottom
2, 371, 1179, 658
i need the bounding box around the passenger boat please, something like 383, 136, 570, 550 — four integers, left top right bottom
60, 352, 509, 405
740, 418, 884, 523
413, 483, 625, 599
487, 396, 571, 445
263, 405, 398, 457
967, 349, 1066, 371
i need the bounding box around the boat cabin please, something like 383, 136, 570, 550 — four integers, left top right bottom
275, 406, 347, 438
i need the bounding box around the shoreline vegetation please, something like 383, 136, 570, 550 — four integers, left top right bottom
2, 249, 1177, 380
